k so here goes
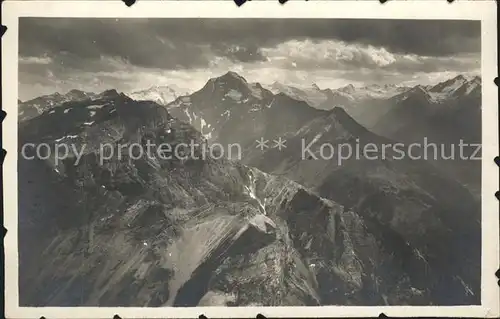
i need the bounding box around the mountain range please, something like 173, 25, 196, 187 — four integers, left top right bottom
265, 75, 480, 130
18, 71, 481, 307
372, 75, 481, 137
370, 75, 482, 195
18, 84, 189, 123
18, 89, 98, 122
265, 81, 411, 111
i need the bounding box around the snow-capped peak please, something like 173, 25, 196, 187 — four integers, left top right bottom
129, 85, 189, 105
393, 84, 436, 103
205, 72, 272, 102
426, 74, 479, 101
391, 74, 482, 104
429, 75, 467, 94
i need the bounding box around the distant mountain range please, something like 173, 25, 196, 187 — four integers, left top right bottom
372, 75, 481, 141
265, 81, 410, 111
259, 75, 482, 194
265, 75, 480, 130
19, 74, 480, 132
370, 75, 482, 194
18, 71, 481, 307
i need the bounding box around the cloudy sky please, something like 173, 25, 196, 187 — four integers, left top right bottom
19, 18, 480, 101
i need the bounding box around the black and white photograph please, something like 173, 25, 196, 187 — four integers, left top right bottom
3, 1, 499, 318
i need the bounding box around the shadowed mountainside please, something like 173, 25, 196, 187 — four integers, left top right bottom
18, 72, 481, 306
20, 90, 441, 307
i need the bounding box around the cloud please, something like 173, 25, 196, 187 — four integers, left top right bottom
19, 19, 271, 70
18, 18, 481, 100
19, 18, 480, 70
260, 39, 479, 74
262, 39, 398, 69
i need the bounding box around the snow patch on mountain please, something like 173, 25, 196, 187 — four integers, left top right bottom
244, 171, 267, 216
266, 98, 276, 108
225, 89, 243, 101
87, 104, 105, 110
54, 134, 79, 142
184, 108, 193, 124
200, 118, 213, 140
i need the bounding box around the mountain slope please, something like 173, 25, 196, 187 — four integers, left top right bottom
246, 107, 481, 305
19, 91, 436, 307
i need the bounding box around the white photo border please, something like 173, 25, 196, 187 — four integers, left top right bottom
2, 1, 499, 318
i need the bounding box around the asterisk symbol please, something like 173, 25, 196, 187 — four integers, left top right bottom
255, 137, 269, 151
273, 137, 287, 150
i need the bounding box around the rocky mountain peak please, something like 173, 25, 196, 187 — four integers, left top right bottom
98, 89, 120, 99
429, 74, 467, 93
218, 71, 248, 84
